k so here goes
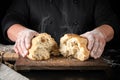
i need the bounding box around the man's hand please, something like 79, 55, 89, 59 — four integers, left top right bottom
14, 29, 39, 57
81, 29, 106, 59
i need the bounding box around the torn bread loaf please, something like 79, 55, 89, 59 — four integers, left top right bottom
27, 33, 59, 60
59, 34, 90, 61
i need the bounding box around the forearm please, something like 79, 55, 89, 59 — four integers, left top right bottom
94, 24, 114, 42
7, 24, 28, 42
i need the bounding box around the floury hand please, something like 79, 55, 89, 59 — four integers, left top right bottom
81, 29, 106, 59
14, 29, 39, 57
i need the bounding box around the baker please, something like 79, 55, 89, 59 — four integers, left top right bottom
1, 0, 120, 59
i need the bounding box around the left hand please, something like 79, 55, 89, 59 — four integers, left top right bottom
13, 29, 39, 57
81, 29, 106, 59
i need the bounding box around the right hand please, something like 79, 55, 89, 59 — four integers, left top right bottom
14, 29, 39, 57
80, 29, 106, 59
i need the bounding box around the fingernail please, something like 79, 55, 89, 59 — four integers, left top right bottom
26, 44, 30, 49
21, 53, 25, 57
94, 56, 99, 59
94, 57, 97, 59
23, 50, 28, 57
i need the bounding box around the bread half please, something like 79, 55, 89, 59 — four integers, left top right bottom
59, 34, 90, 61
27, 33, 59, 60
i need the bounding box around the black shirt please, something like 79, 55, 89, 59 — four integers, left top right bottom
0, 0, 13, 44
2, 0, 120, 44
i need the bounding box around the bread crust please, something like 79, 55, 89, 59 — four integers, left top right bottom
27, 33, 59, 60
60, 34, 90, 61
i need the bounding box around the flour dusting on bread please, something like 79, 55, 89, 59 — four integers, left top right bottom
59, 34, 90, 61
27, 33, 59, 60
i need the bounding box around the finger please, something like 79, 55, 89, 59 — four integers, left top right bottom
81, 32, 94, 51
34, 32, 39, 36
91, 36, 99, 59
16, 39, 25, 57
20, 36, 28, 57
96, 39, 106, 58
25, 34, 34, 49
13, 43, 19, 54
87, 34, 95, 51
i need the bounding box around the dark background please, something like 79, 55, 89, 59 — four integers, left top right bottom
0, 0, 13, 44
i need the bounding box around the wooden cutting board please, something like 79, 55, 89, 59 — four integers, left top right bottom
0, 44, 110, 70
15, 56, 110, 70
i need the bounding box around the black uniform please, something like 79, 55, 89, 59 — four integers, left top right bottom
2, 0, 120, 44
0, 0, 13, 44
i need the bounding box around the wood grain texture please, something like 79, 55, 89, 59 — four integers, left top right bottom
0, 44, 110, 71
15, 56, 110, 70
